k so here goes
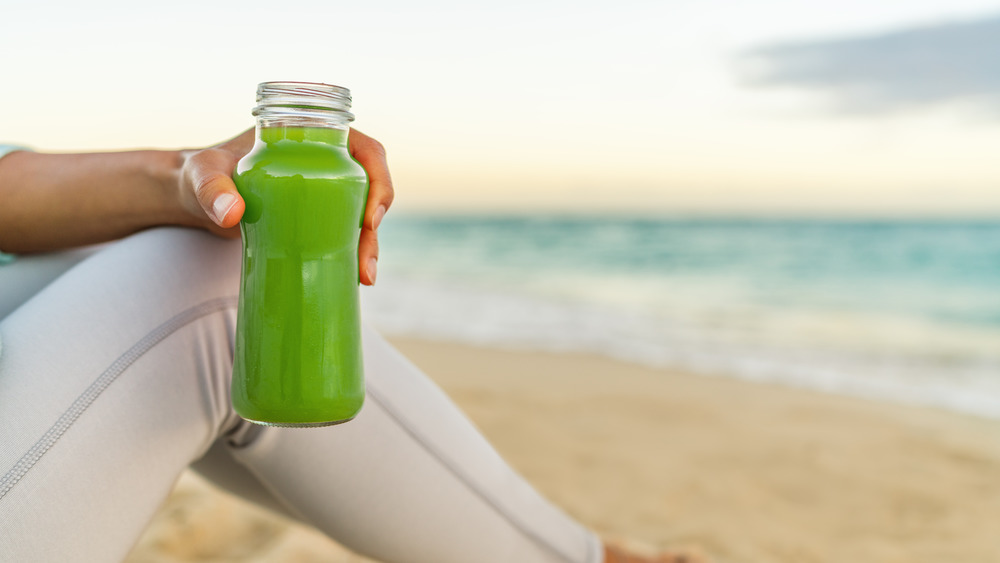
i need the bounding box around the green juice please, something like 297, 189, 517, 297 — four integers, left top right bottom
231, 126, 368, 426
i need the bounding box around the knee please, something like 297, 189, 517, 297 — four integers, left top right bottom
102, 227, 242, 302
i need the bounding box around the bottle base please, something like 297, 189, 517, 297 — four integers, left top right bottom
240, 415, 358, 428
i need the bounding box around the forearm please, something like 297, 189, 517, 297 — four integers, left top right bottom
0, 150, 190, 253
0, 127, 391, 286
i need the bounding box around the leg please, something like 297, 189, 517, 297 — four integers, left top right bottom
221, 325, 603, 563
0, 244, 105, 319
1, 227, 605, 562
0, 228, 242, 561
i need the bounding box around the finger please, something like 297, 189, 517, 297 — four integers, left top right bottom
218, 128, 255, 157
349, 128, 394, 231
194, 173, 245, 229
187, 150, 246, 228
358, 227, 379, 286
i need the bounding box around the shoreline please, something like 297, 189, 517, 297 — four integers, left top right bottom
128, 336, 1000, 562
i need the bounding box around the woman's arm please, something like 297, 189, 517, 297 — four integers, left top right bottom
0, 128, 393, 285
0, 149, 193, 253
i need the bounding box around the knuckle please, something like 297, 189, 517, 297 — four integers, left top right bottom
195, 174, 228, 199
369, 139, 387, 158
356, 135, 387, 161
373, 186, 394, 209
361, 229, 379, 254
373, 175, 395, 203
186, 149, 236, 197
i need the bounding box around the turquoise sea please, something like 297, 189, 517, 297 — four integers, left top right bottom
362, 215, 1000, 418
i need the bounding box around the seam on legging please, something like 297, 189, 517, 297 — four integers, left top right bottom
366, 385, 586, 563
0, 296, 238, 502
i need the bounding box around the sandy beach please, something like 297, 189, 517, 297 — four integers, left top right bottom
126, 336, 1000, 563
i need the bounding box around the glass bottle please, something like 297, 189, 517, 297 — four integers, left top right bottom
231, 81, 368, 426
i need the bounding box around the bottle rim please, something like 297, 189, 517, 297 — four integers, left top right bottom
252, 81, 354, 123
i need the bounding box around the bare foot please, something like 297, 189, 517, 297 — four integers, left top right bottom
603, 542, 708, 563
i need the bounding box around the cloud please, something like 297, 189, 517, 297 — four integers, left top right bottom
741, 15, 1000, 113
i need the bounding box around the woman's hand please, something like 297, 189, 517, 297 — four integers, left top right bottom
176, 129, 253, 237
349, 129, 395, 286
178, 128, 394, 286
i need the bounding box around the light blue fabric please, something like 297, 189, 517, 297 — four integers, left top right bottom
0, 144, 28, 265
0, 144, 24, 159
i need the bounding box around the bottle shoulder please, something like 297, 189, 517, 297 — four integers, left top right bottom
236, 142, 366, 180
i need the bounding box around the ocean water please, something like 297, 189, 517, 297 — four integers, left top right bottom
361, 215, 1000, 418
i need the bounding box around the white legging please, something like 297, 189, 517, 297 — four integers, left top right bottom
0, 228, 601, 563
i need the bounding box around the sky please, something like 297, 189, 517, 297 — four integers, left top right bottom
3, 0, 1000, 216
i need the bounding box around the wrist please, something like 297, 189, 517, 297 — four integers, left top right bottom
144, 149, 195, 227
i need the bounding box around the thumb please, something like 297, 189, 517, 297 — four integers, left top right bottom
185, 149, 246, 228
197, 174, 244, 228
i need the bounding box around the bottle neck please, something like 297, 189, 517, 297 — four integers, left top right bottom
251, 81, 354, 144
256, 125, 349, 147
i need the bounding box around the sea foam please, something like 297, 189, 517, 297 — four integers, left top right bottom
363, 216, 1000, 418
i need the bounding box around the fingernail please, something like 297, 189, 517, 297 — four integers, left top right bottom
367, 257, 378, 285
213, 193, 238, 224
373, 205, 386, 230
